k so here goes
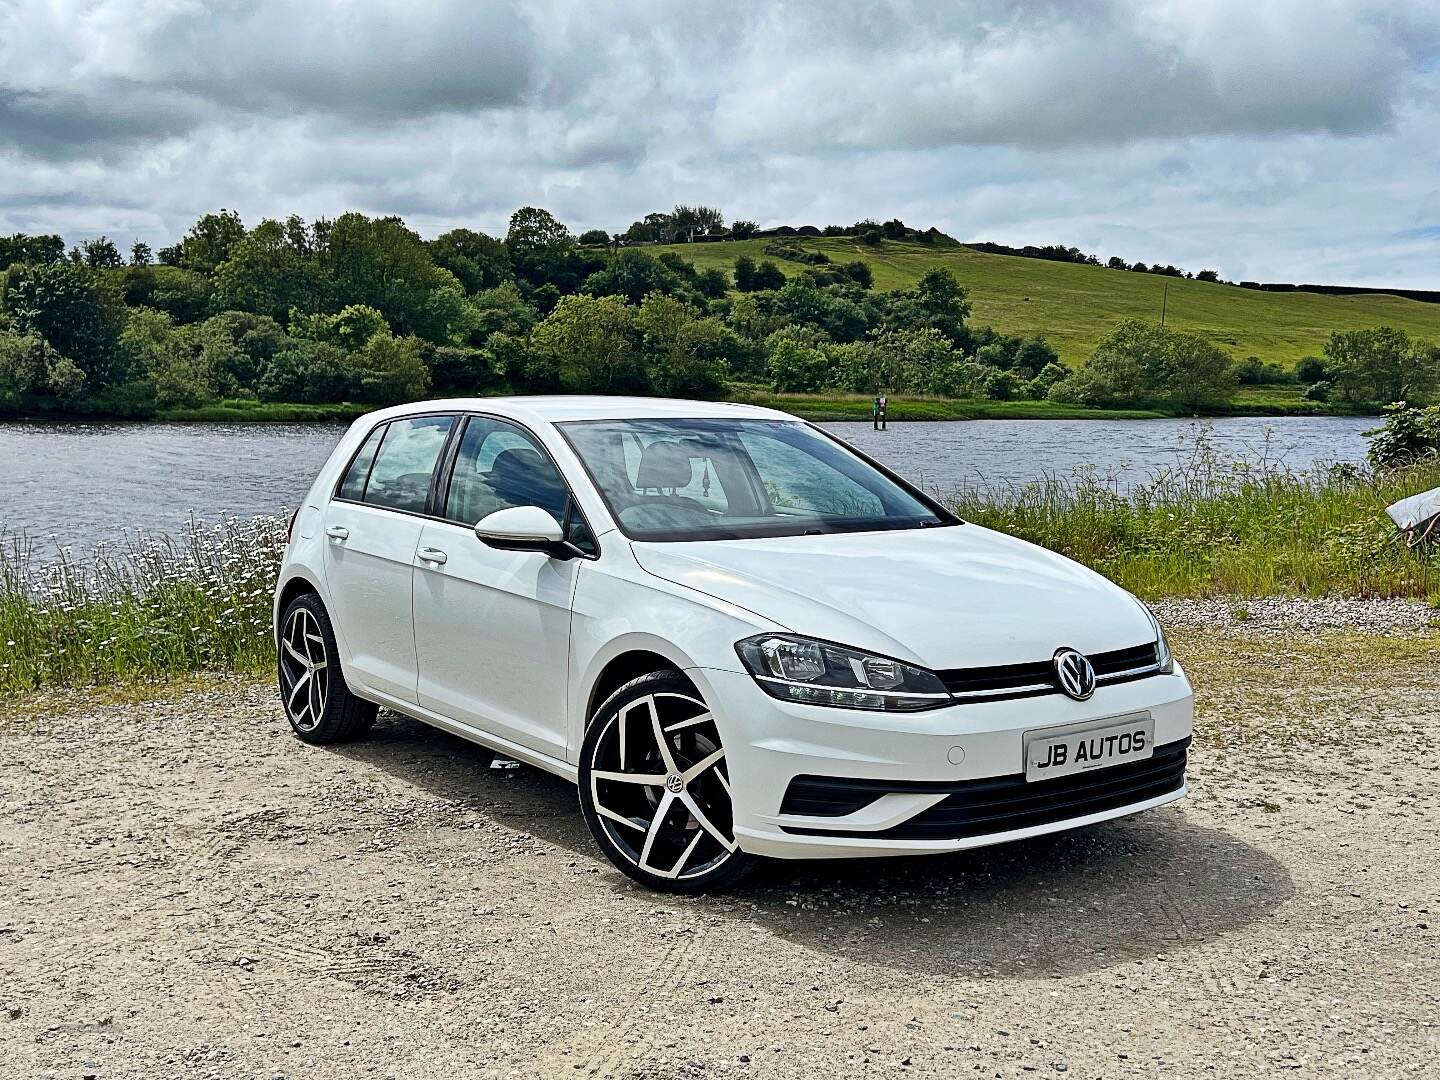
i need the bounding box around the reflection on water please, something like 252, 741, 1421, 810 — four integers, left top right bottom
0, 415, 1376, 554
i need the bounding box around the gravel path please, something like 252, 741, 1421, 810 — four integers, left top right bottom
1153, 595, 1438, 635
2, 624, 1437, 1079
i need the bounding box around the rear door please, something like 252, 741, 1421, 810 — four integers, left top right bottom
322, 414, 456, 702
412, 414, 594, 760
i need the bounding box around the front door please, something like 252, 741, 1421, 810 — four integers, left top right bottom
322, 414, 456, 702
412, 415, 583, 760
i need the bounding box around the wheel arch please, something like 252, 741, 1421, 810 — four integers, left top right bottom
274, 572, 324, 643
585, 647, 700, 724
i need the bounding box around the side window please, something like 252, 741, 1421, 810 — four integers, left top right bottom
362, 415, 455, 514
338, 423, 386, 501
443, 416, 571, 526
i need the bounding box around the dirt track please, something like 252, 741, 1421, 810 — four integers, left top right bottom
2, 626, 1437, 1079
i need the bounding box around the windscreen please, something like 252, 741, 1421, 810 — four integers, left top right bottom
558, 418, 955, 542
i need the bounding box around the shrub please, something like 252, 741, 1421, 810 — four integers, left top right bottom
1296, 356, 1327, 384
1367, 401, 1440, 468
257, 340, 352, 403
351, 332, 431, 404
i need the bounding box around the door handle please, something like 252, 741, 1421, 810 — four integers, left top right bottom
326, 525, 349, 540
417, 547, 448, 565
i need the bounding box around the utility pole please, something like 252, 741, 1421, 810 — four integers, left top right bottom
1160, 281, 1169, 326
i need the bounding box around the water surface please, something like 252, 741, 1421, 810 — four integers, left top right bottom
0, 415, 1377, 555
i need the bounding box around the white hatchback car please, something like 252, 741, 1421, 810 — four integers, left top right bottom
275, 397, 1193, 891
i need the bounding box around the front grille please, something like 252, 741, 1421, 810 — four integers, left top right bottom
780, 737, 1188, 840
938, 641, 1160, 703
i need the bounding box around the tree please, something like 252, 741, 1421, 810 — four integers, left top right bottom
882, 268, 970, 347
290, 304, 388, 350
352, 332, 431, 404
1050, 320, 1235, 409
192, 311, 287, 396
635, 294, 730, 398
581, 249, 683, 305
774, 277, 866, 342
258, 339, 352, 404
695, 268, 729, 299
171, 210, 246, 273
841, 260, 873, 289
528, 294, 644, 393
695, 206, 724, 235
429, 228, 512, 293
752, 260, 786, 290
764, 329, 831, 392
467, 281, 537, 343
670, 205, 701, 242
323, 213, 466, 341
624, 213, 671, 244
733, 255, 758, 292
1295, 356, 1327, 383
0, 329, 85, 408
577, 228, 610, 246
0, 233, 64, 269
7, 262, 127, 386
213, 218, 333, 323
74, 236, 123, 269
148, 267, 213, 324
129, 241, 153, 267
506, 207, 574, 285
730, 220, 758, 240
1323, 326, 1439, 404
1195, 268, 1220, 282
1106, 256, 1127, 270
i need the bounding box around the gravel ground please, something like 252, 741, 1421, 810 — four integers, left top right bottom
1152, 595, 1439, 635
2, 623, 1437, 1079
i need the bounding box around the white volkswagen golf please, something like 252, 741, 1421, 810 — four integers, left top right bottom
274, 397, 1193, 892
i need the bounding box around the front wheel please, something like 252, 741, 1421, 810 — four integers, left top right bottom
578, 672, 751, 893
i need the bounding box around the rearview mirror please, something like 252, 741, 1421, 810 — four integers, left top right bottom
474, 505, 570, 557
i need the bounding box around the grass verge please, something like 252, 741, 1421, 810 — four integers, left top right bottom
949, 455, 1440, 599
0, 517, 280, 697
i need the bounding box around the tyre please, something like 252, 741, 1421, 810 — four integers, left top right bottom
579, 671, 752, 893
277, 592, 378, 744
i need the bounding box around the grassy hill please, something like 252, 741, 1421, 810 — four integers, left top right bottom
650, 237, 1440, 368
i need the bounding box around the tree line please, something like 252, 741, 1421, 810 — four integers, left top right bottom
0, 206, 1433, 417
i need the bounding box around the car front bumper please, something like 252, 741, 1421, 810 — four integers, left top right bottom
690, 662, 1194, 859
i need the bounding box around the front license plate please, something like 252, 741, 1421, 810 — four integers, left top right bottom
1024, 714, 1155, 783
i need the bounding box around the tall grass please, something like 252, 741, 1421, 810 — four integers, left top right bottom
2, 449, 1436, 697
0, 517, 282, 696
948, 450, 1440, 600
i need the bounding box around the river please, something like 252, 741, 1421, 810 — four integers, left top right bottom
0, 414, 1377, 555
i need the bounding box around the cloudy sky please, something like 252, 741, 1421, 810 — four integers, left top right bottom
2, 0, 1438, 287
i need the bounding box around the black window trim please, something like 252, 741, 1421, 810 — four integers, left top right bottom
330, 411, 464, 521
330, 408, 601, 560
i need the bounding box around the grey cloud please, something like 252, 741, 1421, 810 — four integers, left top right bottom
1, 1, 1439, 287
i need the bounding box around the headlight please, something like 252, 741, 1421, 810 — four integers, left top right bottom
1135, 599, 1174, 674
735, 634, 952, 711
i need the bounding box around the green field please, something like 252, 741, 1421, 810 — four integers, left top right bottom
652, 238, 1440, 368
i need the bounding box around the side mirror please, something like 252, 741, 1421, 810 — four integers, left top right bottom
474, 505, 570, 558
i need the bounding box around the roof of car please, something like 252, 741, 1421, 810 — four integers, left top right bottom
367, 396, 797, 425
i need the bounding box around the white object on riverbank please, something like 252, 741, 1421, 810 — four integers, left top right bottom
1386, 484, 1440, 542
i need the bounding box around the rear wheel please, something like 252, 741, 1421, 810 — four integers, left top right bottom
278, 593, 377, 744
579, 671, 751, 893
